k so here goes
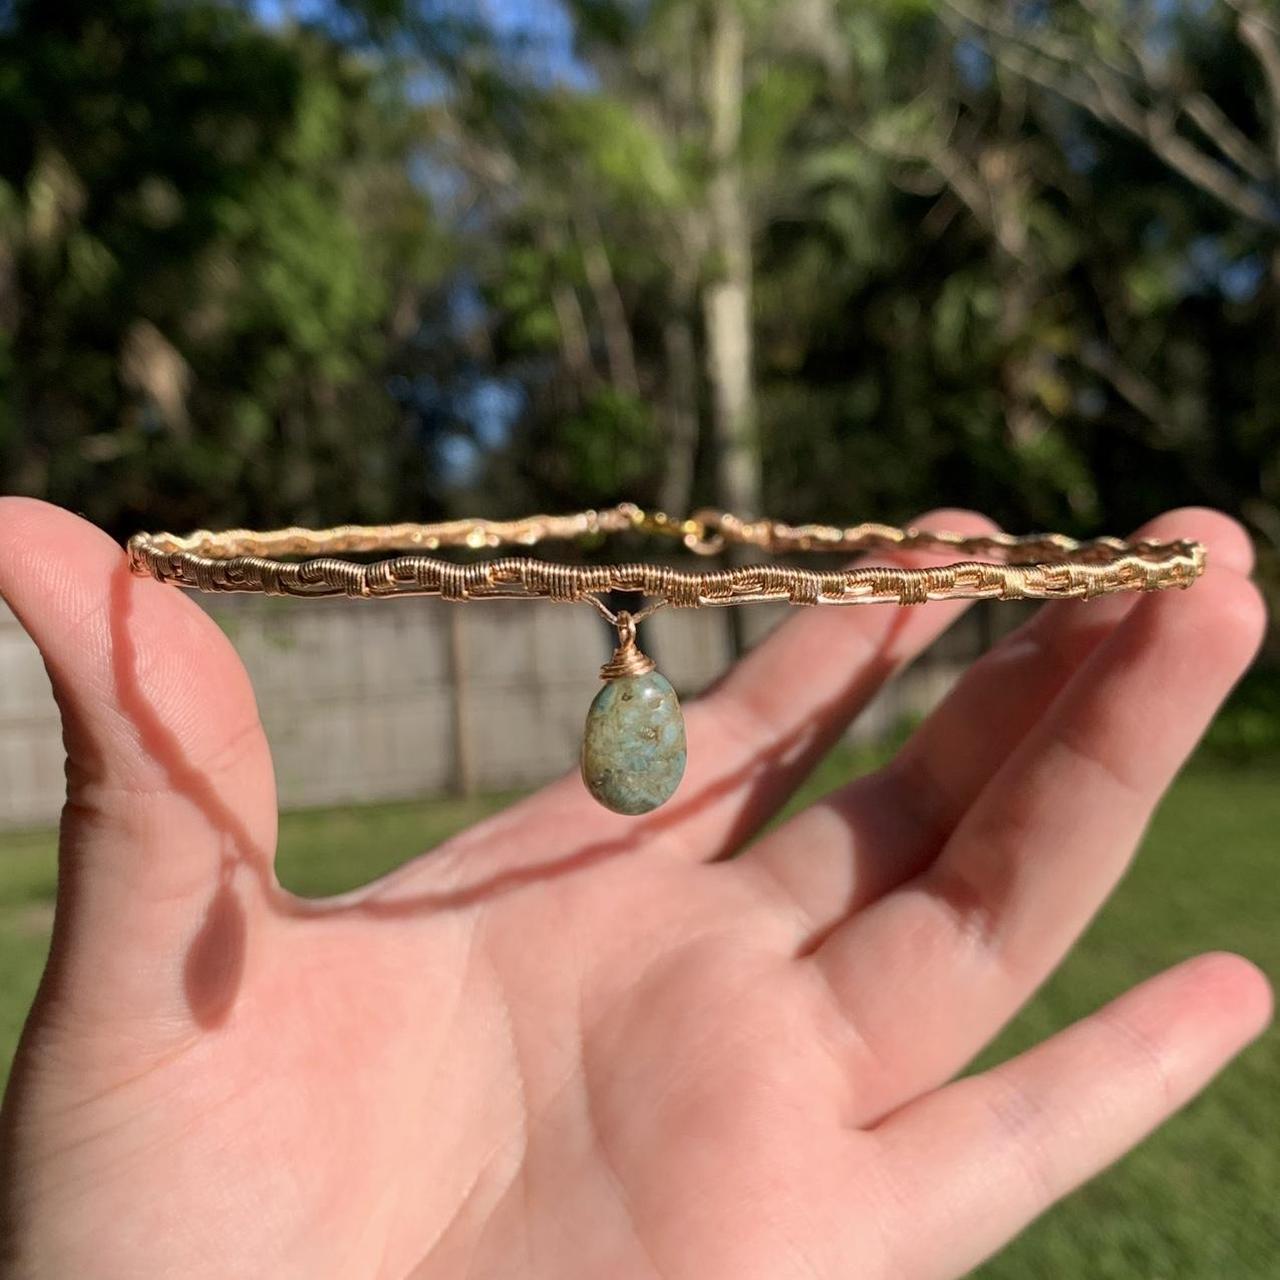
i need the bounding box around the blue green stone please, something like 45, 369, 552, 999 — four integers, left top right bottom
581, 671, 686, 815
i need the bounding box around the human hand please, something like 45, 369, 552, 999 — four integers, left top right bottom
0, 497, 1269, 1279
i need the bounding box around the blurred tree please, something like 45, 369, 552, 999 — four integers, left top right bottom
2, 0, 1278, 619
940, 0, 1280, 230
0, 0, 444, 533
732, 0, 1280, 561
928, 0, 1280, 551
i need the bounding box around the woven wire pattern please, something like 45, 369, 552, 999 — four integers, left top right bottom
127, 503, 1205, 607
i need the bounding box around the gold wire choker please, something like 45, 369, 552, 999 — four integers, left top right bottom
128, 504, 1206, 815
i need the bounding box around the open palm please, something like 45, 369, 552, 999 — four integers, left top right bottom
0, 497, 1270, 1280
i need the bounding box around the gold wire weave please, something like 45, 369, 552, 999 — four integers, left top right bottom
127, 502, 1205, 609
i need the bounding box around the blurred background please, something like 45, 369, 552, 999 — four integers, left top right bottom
0, 0, 1277, 1274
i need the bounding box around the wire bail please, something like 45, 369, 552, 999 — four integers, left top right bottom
599, 610, 656, 680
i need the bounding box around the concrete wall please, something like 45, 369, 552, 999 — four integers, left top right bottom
0, 593, 995, 830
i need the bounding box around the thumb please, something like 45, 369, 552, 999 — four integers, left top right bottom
0, 498, 278, 1033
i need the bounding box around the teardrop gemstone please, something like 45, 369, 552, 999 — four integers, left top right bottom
581, 671, 687, 815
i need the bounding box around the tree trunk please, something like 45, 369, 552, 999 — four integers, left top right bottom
700, 0, 760, 521
572, 203, 641, 399
540, 224, 596, 392
701, 0, 760, 655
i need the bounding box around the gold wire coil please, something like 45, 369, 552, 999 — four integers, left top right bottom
127, 503, 1206, 608
598, 611, 658, 680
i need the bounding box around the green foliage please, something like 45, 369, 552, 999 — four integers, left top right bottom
743, 64, 822, 168
550, 94, 686, 209
557, 387, 659, 499
516, 386, 662, 507
1203, 667, 1280, 761
0, 0, 442, 532
493, 244, 567, 352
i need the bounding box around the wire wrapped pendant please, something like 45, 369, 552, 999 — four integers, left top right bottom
580, 611, 686, 815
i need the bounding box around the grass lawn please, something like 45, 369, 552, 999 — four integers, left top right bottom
0, 746, 1276, 1275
